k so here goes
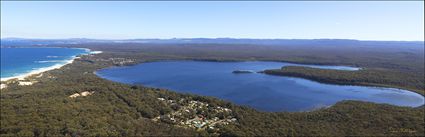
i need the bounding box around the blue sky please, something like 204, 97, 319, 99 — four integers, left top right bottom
1, 1, 424, 41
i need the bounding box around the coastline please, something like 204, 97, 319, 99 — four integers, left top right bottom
0, 48, 102, 82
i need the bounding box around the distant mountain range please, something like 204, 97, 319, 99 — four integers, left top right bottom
1, 38, 424, 47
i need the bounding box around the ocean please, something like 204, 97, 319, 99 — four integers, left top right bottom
1, 47, 90, 81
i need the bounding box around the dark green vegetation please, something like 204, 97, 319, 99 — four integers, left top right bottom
232, 70, 255, 74
70, 43, 424, 95
1, 43, 424, 136
263, 66, 425, 95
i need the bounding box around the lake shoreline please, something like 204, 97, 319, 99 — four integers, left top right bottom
96, 61, 424, 111
97, 59, 423, 96
2, 47, 423, 136
262, 66, 425, 96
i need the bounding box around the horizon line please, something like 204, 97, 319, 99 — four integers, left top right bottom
1, 37, 424, 42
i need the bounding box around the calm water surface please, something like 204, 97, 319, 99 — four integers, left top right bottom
96, 61, 424, 112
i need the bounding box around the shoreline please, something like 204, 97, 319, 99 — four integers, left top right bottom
0, 48, 102, 82
262, 68, 425, 96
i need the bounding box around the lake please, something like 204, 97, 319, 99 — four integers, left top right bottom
96, 61, 425, 112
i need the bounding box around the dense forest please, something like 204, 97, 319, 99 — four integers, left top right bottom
1, 43, 424, 136
263, 66, 424, 95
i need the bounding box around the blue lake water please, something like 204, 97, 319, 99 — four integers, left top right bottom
97, 61, 424, 112
1, 47, 89, 80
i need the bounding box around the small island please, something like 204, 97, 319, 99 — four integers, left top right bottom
232, 70, 255, 74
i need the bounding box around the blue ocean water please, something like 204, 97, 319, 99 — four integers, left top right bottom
1, 47, 89, 80
96, 61, 424, 112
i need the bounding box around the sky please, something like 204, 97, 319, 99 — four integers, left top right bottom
1, 1, 424, 41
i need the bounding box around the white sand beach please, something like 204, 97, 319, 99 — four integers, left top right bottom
90, 51, 103, 54
0, 48, 102, 82
0, 57, 77, 82
69, 91, 95, 98
0, 84, 7, 90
